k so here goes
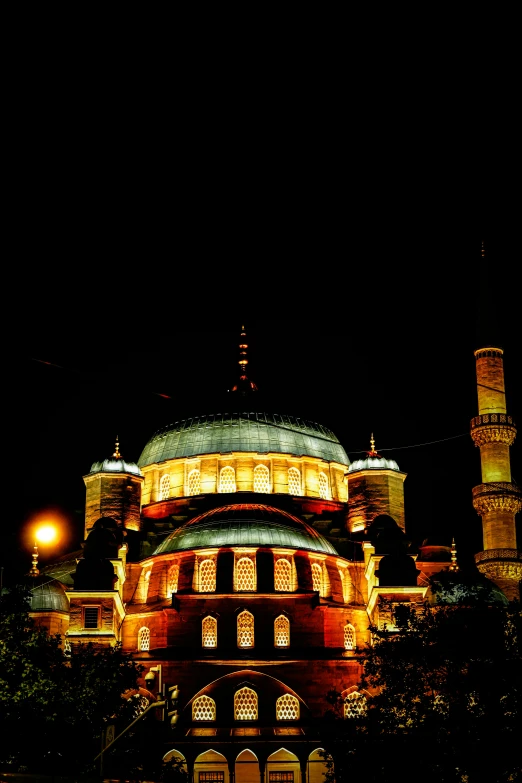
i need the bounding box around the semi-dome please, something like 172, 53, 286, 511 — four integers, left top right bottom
138, 412, 350, 467
89, 438, 142, 477
153, 503, 339, 556
347, 435, 400, 473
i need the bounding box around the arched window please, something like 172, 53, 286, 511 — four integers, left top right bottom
276, 693, 299, 720
192, 694, 216, 721
167, 563, 179, 596
159, 474, 170, 501
219, 466, 236, 493
199, 559, 216, 592
339, 568, 352, 603
344, 692, 367, 718
274, 558, 292, 591
237, 610, 254, 648
253, 464, 270, 492
274, 614, 290, 647
202, 615, 217, 648
311, 562, 322, 593
288, 466, 301, 495
138, 627, 150, 651
344, 623, 356, 650
188, 468, 201, 495
235, 556, 256, 591
318, 471, 329, 499
234, 686, 258, 720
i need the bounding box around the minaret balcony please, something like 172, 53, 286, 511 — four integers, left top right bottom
470, 414, 516, 447
472, 482, 522, 515
475, 548, 522, 565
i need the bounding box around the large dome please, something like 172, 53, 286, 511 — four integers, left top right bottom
153, 503, 339, 556
138, 412, 349, 467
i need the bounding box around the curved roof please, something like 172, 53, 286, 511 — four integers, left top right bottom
153, 504, 339, 556
138, 412, 349, 467
89, 456, 143, 476
29, 577, 70, 612
347, 455, 400, 473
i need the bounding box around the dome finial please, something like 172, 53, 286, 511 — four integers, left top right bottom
449, 537, 459, 571
230, 325, 258, 394
113, 436, 121, 459
368, 433, 380, 457
481, 239, 485, 258
28, 542, 39, 577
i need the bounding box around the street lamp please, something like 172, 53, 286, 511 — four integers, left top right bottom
144, 664, 163, 698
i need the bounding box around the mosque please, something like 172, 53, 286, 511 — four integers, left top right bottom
26, 312, 521, 781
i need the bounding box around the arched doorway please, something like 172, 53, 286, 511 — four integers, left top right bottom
266, 747, 300, 782
307, 748, 332, 783
194, 748, 229, 782
235, 748, 260, 782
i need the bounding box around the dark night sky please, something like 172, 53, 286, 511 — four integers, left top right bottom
3, 235, 521, 586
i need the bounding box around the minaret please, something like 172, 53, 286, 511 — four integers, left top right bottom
471, 242, 522, 600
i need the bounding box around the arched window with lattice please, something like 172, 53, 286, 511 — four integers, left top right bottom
219, 466, 236, 493
159, 474, 170, 501
235, 555, 256, 592
202, 615, 217, 648
311, 562, 322, 593
344, 692, 367, 718
274, 557, 292, 591
167, 563, 179, 597
276, 693, 299, 720
344, 623, 356, 650
288, 466, 301, 495
138, 627, 150, 651
318, 471, 329, 499
274, 614, 290, 647
234, 687, 258, 720
188, 468, 201, 495
192, 695, 216, 721
253, 464, 270, 493
199, 558, 216, 592
237, 610, 254, 648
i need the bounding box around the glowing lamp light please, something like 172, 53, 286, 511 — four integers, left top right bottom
35, 524, 58, 544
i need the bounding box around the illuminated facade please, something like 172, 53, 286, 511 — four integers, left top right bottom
29, 319, 520, 782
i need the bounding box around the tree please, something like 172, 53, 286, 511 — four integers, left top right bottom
0, 583, 144, 776
322, 594, 522, 783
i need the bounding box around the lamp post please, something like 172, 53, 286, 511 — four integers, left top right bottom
144, 664, 163, 698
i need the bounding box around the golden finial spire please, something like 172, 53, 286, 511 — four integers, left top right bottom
231, 325, 258, 393
449, 537, 459, 571
481, 240, 485, 258
368, 433, 380, 457
29, 542, 39, 577
112, 436, 121, 459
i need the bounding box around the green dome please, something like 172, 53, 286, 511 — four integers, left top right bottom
29, 577, 69, 612
138, 412, 349, 467
153, 504, 339, 556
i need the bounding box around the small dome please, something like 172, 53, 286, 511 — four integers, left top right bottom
428, 568, 509, 606
347, 435, 400, 473
89, 438, 142, 477
153, 503, 339, 556
29, 577, 69, 613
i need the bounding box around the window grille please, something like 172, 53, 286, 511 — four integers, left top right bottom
192, 695, 216, 721
235, 556, 256, 591
318, 471, 328, 499
344, 623, 356, 650
254, 464, 270, 492
219, 466, 236, 493
202, 615, 217, 648
199, 773, 224, 782
159, 474, 170, 501
269, 773, 294, 782
199, 559, 216, 592
274, 614, 290, 647
311, 562, 322, 593
234, 686, 258, 720
138, 627, 150, 651
274, 558, 292, 591
188, 468, 201, 495
288, 467, 301, 495
344, 692, 367, 718
237, 610, 254, 648
84, 606, 99, 629
168, 563, 179, 596
276, 693, 299, 720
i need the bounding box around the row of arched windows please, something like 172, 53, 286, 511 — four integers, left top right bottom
167, 688, 366, 722
137, 618, 356, 652
158, 466, 331, 500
